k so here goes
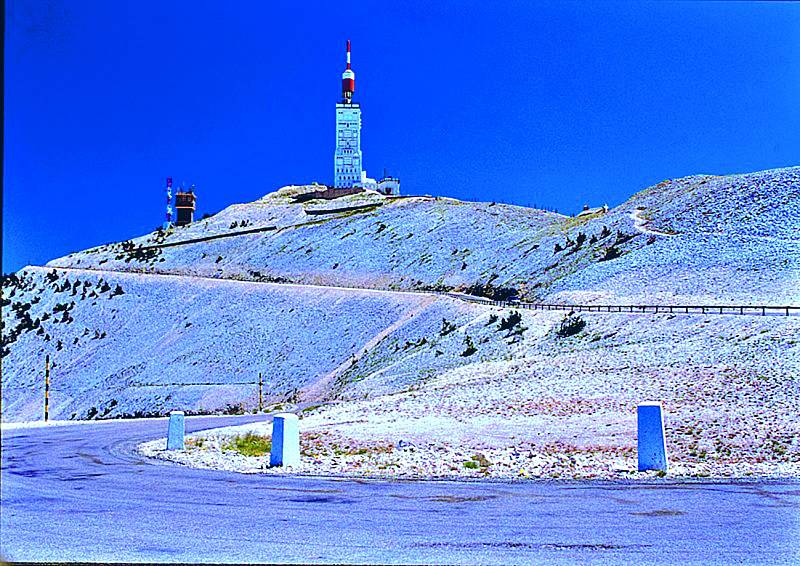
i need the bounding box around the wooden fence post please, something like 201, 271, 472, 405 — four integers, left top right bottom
44, 354, 50, 422
258, 372, 263, 413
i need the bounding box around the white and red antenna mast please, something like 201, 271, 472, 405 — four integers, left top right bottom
341, 39, 355, 103
163, 177, 173, 230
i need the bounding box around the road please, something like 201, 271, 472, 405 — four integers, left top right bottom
2, 417, 799, 564
38, 265, 799, 317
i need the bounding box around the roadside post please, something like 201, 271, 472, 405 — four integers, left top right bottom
166, 411, 185, 450
258, 373, 263, 413
637, 402, 668, 472
44, 355, 50, 422
269, 413, 300, 467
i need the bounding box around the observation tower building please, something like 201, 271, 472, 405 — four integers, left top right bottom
334, 41, 363, 189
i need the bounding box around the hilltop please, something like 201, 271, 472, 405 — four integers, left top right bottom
46, 166, 800, 305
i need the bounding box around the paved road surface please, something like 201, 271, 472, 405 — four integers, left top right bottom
2, 417, 799, 564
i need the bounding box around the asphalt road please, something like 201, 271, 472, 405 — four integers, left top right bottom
2, 416, 799, 564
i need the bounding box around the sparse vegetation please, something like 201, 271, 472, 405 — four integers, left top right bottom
556, 312, 586, 337
440, 318, 457, 336
223, 402, 245, 415
600, 245, 622, 261
499, 311, 522, 332
223, 433, 272, 457
461, 335, 477, 357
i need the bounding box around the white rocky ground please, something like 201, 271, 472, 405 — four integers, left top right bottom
46, 167, 800, 305
1, 266, 484, 421
140, 309, 800, 480
4, 166, 800, 480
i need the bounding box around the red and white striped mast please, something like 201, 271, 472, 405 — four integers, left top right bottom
342, 39, 355, 103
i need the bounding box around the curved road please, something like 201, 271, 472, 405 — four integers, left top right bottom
2, 417, 799, 564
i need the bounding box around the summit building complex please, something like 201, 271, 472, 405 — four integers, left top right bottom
333, 41, 399, 195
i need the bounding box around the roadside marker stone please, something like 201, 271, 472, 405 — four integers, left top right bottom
166, 411, 185, 450
637, 402, 668, 472
270, 413, 300, 467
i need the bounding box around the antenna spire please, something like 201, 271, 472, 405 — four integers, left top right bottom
341, 39, 355, 103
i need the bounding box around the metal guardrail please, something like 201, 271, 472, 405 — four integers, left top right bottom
444, 293, 800, 317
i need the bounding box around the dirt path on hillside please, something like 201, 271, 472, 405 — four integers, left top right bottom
300, 296, 438, 401
629, 208, 677, 237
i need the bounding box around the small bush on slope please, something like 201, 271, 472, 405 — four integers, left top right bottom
556, 313, 586, 337
499, 311, 522, 331
440, 318, 457, 336
600, 245, 622, 262
461, 335, 477, 357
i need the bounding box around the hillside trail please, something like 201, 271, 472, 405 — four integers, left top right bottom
300, 295, 437, 401
629, 208, 677, 237
628, 209, 798, 243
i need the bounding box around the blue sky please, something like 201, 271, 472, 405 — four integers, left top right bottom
4, 1, 800, 272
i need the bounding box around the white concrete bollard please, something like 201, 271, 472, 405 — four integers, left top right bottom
269, 413, 300, 467
166, 411, 185, 450
637, 402, 668, 472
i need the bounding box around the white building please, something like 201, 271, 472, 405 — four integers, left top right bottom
333, 40, 399, 195
334, 102, 362, 188
377, 176, 400, 196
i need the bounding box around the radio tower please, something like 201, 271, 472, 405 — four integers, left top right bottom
163, 177, 173, 230
334, 40, 362, 188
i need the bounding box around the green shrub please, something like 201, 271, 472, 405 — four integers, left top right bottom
461, 335, 477, 357
556, 313, 586, 337
600, 245, 622, 261
223, 433, 272, 457
440, 318, 457, 336
223, 403, 245, 415
499, 311, 522, 331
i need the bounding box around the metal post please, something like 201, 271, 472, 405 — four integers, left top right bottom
258, 372, 263, 413
44, 355, 50, 422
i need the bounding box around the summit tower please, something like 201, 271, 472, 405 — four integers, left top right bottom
333, 40, 363, 188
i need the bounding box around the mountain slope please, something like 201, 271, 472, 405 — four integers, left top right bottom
48, 166, 800, 304
3, 165, 799, 423
1, 267, 493, 421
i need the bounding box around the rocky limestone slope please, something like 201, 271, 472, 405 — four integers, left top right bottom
3, 166, 799, 424
47, 166, 800, 305
1, 267, 491, 421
